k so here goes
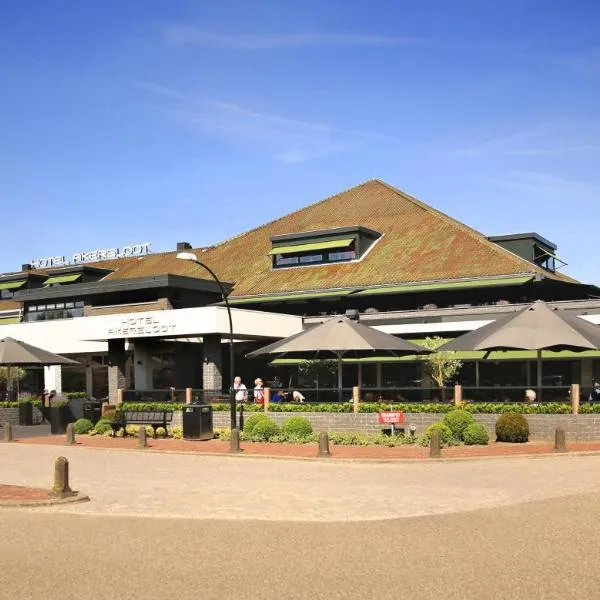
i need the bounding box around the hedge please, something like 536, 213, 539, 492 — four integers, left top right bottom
116, 401, 600, 415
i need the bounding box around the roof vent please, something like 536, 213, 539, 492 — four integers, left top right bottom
345, 309, 360, 321
177, 242, 192, 251
21, 264, 32, 272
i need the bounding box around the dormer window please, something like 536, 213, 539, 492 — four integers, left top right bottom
269, 226, 380, 269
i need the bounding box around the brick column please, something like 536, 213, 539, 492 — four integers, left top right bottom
202, 335, 223, 391
108, 339, 130, 404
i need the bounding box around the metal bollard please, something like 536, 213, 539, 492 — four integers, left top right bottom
65, 423, 75, 446
51, 456, 73, 498
317, 431, 331, 457
554, 427, 568, 453
138, 426, 147, 449
3, 422, 13, 442
229, 428, 241, 453
429, 430, 441, 458
238, 404, 245, 431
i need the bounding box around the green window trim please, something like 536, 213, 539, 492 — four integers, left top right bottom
353, 275, 534, 297
228, 289, 354, 305
0, 317, 20, 325
44, 273, 82, 286
0, 280, 26, 290
268, 238, 354, 256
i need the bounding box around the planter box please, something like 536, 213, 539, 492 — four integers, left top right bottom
18, 402, 33, 426
50, 406, 73, 435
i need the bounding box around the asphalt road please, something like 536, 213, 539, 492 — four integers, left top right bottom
2, 492, 600, 600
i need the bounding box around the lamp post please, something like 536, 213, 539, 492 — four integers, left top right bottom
176, 252, 236, 430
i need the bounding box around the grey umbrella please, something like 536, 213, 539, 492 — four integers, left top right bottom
247, 316, 430, 393
438, 301, 600, 396
0, 337, 79, 366
0, 337, 78, 400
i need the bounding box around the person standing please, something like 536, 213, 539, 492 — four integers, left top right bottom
233, 377, 248, 403
253, 378, 265, 404
590, 381, 600, 403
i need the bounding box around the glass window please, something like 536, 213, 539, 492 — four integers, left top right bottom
299, 254, 323, 264
275, 255, 299, 266
65, 302, 74, 309
328, 250, 356, 262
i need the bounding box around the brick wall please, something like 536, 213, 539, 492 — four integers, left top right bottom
0, 407, 44, 426
210, 410, 600, 441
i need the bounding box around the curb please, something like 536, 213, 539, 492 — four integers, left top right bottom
10, 439, 600, 464
0, 493, 90, 508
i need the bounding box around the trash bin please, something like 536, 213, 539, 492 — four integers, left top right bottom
83, 401, 102, 425
183, 404, 213, 440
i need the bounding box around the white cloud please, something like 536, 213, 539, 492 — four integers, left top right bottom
136, 82, 406, 163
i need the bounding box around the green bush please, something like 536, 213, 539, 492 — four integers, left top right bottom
281, 416, 313, 438
103, 409, 117, 422
250, 418, 281, 441
94, 419, 113, 435
242, 413, 270, 435
65, 392, 87, 399
495, 412, 529, 443
463, 423, 490, 445
171, 426, 183, 440
73, 418, 93, 434
422, 422, 455, 446
443, 409, 475, 440
155, 427, 167, 438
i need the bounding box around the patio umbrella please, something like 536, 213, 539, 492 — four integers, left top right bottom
246, 316, 430, 393
438, 301, 600, 396
0, 337, 79, 366
0, 337, 78, 400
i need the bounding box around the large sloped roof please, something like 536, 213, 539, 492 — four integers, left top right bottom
7, 179, 577, 297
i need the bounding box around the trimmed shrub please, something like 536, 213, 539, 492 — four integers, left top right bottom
73, 418, 93, 434
495, 412, 530, 443
423, 422, 455, 446
155, 427, 167, 438
171, 426, 183, 440
243, 413, 270, 435
125, 425, 140, 437
250, 418, 281, 441
463, 423, 490, 445
94, 419, 113, 435
103, 409, 116, 422
282, 416, 313, 438
443, 409, 475, 440
103, 428, 115, 437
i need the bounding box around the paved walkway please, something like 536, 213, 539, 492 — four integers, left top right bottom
2, 443, 600, 521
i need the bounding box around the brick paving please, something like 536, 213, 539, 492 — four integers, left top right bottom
15, 434, 600, 459
0, 484, 53, 502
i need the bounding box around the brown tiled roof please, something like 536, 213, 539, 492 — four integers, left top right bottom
15, 180, 578, 297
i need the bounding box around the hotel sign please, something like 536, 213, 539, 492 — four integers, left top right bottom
31, 242, 152, 269
108, 315, 176, 338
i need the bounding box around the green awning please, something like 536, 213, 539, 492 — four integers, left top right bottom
535, 245, 567, 266
44, 273, 82, 286
271, 348, 600, 365
0, 280, 26, 291
268, 238, 354, 255
0, 317, 20, 325
229, 289, 354, 305
353, 275, 534, 297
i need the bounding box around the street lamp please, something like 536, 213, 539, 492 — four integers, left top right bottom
176, 252, 236, 430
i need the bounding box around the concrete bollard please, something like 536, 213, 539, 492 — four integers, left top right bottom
51, 456, 73, 498
65, 423, 75, 446
138, 426, 147, 449
429, 430, 441, 458
317, 432, 331, 458
229, 428, 241, 453
554, 427, 568, 453
3, 422, 13, 442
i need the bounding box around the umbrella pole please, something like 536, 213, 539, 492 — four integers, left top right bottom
337, 355, 343, 403
537, 349, 543, 402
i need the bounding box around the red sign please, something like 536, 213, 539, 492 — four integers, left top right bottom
378, 411, 405, 425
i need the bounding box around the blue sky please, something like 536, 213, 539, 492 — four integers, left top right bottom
1, 0, 599, 283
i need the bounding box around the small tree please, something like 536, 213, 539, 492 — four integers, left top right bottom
298, 359, 338, 388
0, 366, 27, 392
420, 337, 463, 394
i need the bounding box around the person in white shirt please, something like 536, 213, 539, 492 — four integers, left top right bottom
233, 376, 248, 403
